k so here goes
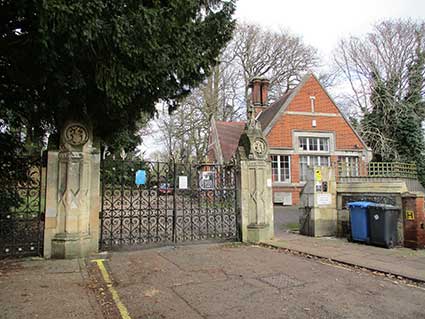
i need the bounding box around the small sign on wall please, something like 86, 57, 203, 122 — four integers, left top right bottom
405, 210, 415, 221
317, 193, 331, 206
315, 182, 322, 192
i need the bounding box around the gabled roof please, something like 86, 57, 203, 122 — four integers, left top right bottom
215, 121, 245, 162
211, 73, 370, 163
258, 73, 370, 150
257, 90, 294, 131
260, 74, 310, 135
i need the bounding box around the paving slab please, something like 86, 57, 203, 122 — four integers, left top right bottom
0, 258, 102, 319
266, 233, 425, 282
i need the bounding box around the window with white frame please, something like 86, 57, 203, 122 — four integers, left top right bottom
298, 137, 329, 152
271, 155, 291, 183
338, 156, 359, 177
300, 155, 331, 181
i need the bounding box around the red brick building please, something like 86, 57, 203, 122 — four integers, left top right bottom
208, 73, 371, 205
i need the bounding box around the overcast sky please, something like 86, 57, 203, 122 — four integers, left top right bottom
235, 0, 425, 58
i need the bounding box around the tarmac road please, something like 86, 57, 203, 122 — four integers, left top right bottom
100, 243, 425, 319
2, 243, 425, 319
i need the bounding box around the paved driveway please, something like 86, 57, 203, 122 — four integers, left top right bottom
99, 243, 425, 319
274, 205, 300, 237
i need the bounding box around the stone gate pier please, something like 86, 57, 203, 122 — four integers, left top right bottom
237, 117, 274, 243
44, 122, 101, 258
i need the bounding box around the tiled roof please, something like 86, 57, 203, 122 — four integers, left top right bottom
257, 90, 294, 131
215, 121, 245, 162
213, 90, 294, 163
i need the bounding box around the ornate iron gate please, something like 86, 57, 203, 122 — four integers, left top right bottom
99, 159, 240, 250
0, 156, 46, 258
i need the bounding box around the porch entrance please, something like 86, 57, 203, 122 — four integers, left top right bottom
99, 158, 240, 250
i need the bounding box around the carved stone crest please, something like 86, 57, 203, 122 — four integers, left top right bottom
253, 138, 267, 157
238, 123, 269, 160
64, 124, 89, 146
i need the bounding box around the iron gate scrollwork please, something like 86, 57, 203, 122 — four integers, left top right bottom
99, 159, 240, 250
0, 156, 46, 258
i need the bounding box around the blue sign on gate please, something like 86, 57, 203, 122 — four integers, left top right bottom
135, 170, 146, 185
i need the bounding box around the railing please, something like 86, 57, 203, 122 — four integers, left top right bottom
336, 161, 417, 179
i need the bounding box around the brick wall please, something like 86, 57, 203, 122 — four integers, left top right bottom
402, 195, 425, 249
268, 115, 364, 149
286, 76, 339, 114
266, 75, 365, 151
267, 75, 367, 206
291, 154, 300, 183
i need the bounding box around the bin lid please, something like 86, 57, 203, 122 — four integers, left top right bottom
347, 201, 398, 210
347, 201, 377, 208
367, 203, 399, 210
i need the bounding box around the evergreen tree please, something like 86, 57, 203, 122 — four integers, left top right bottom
398, 38, 425, 184
0, 0, 236, 150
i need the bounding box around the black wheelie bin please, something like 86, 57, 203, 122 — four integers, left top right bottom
367, 203, 399, 248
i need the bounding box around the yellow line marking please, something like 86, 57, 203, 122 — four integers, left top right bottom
92, 259, 132, 319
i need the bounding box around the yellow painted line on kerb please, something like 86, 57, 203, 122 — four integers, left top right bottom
92, 259, 132, 319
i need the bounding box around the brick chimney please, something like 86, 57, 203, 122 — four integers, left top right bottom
249, 78, 270, 117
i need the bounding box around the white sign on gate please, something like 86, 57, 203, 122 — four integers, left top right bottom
179, 176, 188, 189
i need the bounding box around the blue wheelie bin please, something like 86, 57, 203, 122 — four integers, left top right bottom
347, 202, 375, 243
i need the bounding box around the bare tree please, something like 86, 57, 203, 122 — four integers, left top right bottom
154, 60, 244, 162
230, 23, 318, 108
334, 19, 425, 114
333, 19, 425, 161
150, 22, 319, 162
